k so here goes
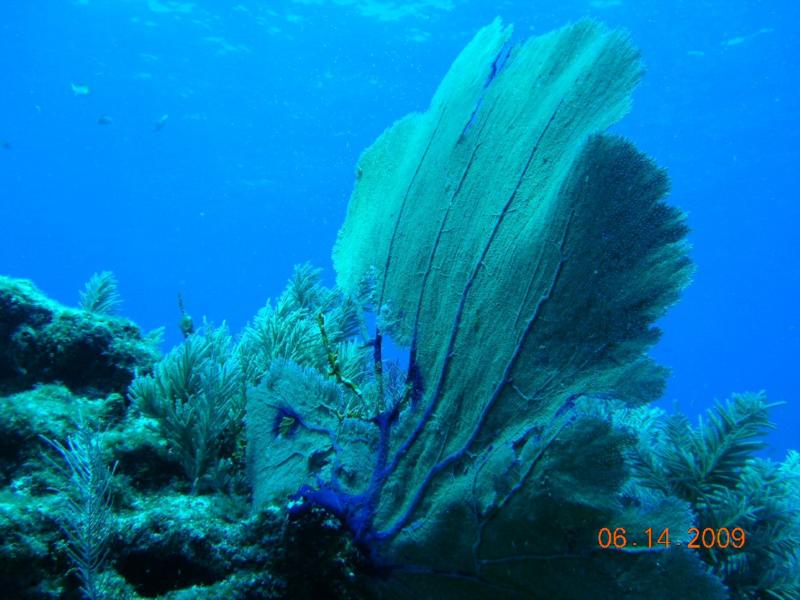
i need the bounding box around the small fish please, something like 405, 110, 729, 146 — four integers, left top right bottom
1, 140, 10, 150
71, 82, 91, 96
722, 27, 774, 47
97, 115, 113, 125
723, 36, 747, 47
154, 113, 169, 131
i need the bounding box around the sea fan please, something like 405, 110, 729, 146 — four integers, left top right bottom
247, 19, 728, 599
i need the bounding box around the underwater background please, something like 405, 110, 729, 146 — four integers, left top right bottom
1, 0, 797, 456
1, 2, 799, 599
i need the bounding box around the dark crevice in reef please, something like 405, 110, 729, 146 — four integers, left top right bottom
114, 550, 224, 597
273, 505, 375, 600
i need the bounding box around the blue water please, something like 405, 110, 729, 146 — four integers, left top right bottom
1, 1, 797, 456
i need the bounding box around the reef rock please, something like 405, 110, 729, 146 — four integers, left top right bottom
0, 276, 159, 395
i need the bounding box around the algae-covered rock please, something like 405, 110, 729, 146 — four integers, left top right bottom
0, 375, 284, 599
0, 384, 117, 487
0, 276, 159, 395
0, 491, 65, 599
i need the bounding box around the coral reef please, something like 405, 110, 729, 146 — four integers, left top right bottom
247, 18, 798, 599
0, 356, 286, 599
0, 19, 797, 600
255, 18, 700, 596
0, 276, 159, 395
0, 271, 797, 598
0, 271, 368, 598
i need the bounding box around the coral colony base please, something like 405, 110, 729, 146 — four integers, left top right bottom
1, 20, 798, 600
